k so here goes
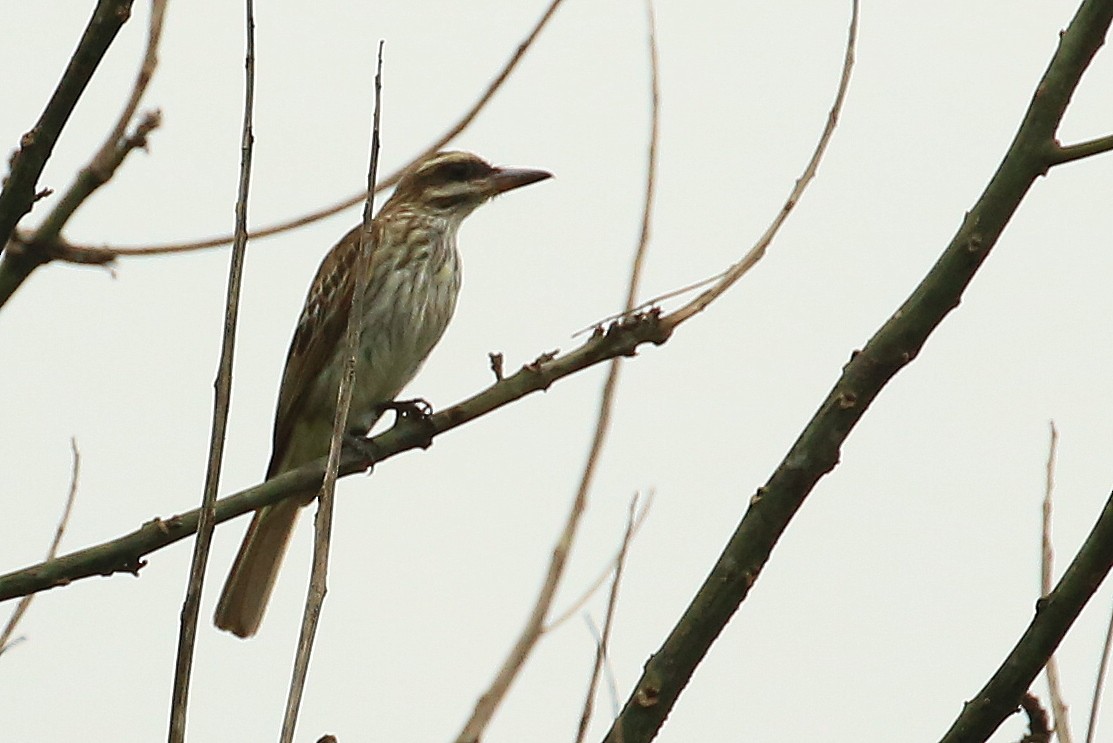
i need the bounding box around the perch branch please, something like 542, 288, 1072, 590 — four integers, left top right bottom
0, 313, 671, 603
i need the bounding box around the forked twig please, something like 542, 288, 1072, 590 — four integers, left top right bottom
167, 1, 256, 740
0, 0, 168, 308
545, 492, 653, 632
0, 439, 80, 656
31, 0, 168, 246
279, 41, 384, 743
0, 0, 133, 251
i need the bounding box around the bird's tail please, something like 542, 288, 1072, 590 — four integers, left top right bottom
213, 498, 302, 638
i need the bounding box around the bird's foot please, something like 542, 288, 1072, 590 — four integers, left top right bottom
380, 398, 436, 450
379, 397, 433, 421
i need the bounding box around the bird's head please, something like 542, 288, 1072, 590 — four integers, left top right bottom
387, 151, 552, 219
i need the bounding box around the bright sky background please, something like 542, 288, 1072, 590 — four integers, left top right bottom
3, 2, 1113, 742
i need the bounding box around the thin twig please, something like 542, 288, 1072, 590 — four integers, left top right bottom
0, 439, 80, 656
545, 492, 652, 632
595, 5, 849, 741
575, 493, 641, 743
31, 0, 168, 245
659, 0, 857, 333
575, 272, 725, 339
279, 41, 384, 743
1042, 422, 1074, 743
167, 2, 255, 740
63, 0, 568, 260
939, 484, 1113, 743
454, 6, 659, 740
1049, 133, 1113, 166
1087, 602, 1113, 743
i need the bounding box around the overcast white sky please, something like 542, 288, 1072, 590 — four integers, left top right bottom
3, 2, 1113, 741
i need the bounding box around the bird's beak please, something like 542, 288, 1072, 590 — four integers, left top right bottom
487, 166, 553, 195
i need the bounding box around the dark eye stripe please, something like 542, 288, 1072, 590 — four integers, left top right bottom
429, 194, 463, 210
430, 158, 490, 184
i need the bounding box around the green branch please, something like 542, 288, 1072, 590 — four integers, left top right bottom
601, 2, 1113, 742
939, 490, 1113, 743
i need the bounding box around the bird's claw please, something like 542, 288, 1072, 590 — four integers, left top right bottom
343, 432, 379, 472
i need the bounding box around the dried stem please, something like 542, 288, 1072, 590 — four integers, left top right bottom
1042, 422, 1074, 743
166, 1, 255, 740
278, 41, 384, 743
453, 5, 659, 740
60, 0, 568, 260
659, 1, 856, 332
1086, 602, 1113, 743
574, 493, 641, 743
0, 439, 80, 656
545, 493, 652, 632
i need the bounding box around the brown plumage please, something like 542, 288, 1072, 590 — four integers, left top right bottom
214, 151, 551, 637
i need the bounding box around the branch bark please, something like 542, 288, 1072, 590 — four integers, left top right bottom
939, 489, 1113, 743
601, 1, 1113, 741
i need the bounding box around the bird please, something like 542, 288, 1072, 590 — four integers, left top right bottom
214, 151, 552, 637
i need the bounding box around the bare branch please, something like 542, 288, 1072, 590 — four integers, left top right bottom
29, 110, 162, 249
600, 0, 1113, 738
601, 1, 1095, 738
659, 0, 857, 333
0, 0, 136, 303
574, 493, 641, 743
31, 0, 168, 248
545, 493, 652, 632
940, 483, 1113, 743
64, 0, 568, 260
454, 4, 659, 739
280, 40, 384, 743
0, 439, 80, 656
1086, 602, 1113, 743
0, 313, 670, 604
167, 1, 255, 739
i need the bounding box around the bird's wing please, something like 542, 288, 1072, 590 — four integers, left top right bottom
266, 224, 370, 478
